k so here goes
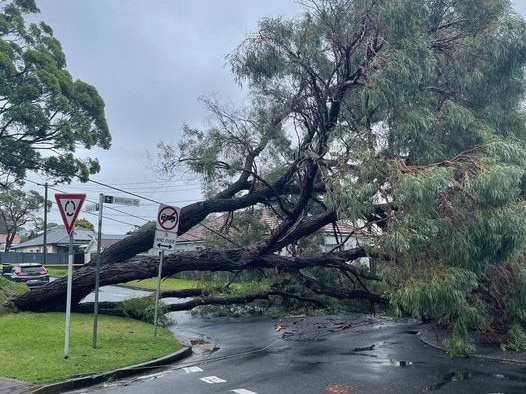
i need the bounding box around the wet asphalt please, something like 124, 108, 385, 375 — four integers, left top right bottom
3, 286, 526, 394
53, 312, 526, 394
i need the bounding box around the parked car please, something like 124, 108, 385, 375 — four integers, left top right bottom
9, 263, 49, 289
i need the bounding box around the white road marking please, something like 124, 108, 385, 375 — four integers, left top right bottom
183, 366, 203, 373
200, 376, 227, 384
231, 389, 259, 394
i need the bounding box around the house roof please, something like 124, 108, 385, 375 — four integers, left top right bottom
11, 226, 96, 249
87, 234, 130, 250
177, 224, 206, 243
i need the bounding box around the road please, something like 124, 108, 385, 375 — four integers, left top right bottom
80, 285, 151, 303
65, 312, 526, 394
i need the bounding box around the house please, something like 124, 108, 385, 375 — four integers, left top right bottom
83, 227, 207, 262
140, 225, 207, 257
0, 233, 21, 252
174, 210, 378, 256
11, 226, 95, 254
83, 234, 129, 263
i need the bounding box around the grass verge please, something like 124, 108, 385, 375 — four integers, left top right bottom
0, 312, 182, 384
125, 277, 267, 294
125, 277, 202, 290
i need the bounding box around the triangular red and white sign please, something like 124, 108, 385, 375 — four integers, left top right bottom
55, 194, 86, 235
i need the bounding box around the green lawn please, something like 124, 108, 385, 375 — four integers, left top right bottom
46, 267, 68, 277
127, 277, 267, 294
0, 312, 182, 384
46, 268, 265, 295
46, 270, 213, 291
126, 277, 203, 290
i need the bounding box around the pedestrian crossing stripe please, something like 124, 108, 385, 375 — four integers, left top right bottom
183, 366, 203, 373
200, 376, 227, 384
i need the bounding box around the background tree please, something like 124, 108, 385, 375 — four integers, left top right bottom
11, 0, 526, 354
0, 0, 111, 186
20, 220, 59, 241
0, 186, 47, 250
75, 217, 94, 232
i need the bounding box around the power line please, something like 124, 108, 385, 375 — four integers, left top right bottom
7, 151, 256, 252
26, 179, 144, 229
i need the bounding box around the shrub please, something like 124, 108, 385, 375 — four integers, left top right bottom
119, 295, 173, 326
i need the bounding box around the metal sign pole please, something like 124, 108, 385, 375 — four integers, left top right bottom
55, 193, 85, 360
92, 193, 104, 348
153, 250, 164, 337
64, 232, 74, 359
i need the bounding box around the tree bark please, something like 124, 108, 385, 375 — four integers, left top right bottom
12, 247, 377, 312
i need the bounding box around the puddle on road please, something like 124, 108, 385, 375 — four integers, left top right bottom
369, 358, 417, 367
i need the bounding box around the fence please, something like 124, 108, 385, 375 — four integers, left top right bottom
0, 251, 85, 266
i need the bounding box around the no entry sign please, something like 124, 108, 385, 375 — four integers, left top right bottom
156, 204, 180, 232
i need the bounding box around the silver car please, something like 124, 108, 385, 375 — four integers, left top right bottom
10, 263, 50, 289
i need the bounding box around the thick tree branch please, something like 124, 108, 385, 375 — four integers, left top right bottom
12, 246, 374, 311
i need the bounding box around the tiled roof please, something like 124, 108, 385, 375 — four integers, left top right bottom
11, 226, 95, 248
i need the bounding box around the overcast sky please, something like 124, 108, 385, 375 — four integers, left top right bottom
32, 0, 526, 234
34, 0, 303, 233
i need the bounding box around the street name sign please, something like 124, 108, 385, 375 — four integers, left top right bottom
85, 203, 99, 212
103, 195, 140, 206
55, 194, 86, 235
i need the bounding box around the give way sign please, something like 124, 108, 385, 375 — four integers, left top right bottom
55, 194, 86, 235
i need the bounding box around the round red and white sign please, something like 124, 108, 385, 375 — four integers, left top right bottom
157, 205, 180, 231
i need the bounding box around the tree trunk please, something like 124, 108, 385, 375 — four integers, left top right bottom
12, 246, 378, 312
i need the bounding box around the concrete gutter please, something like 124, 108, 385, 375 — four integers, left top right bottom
30, 346, 192, 394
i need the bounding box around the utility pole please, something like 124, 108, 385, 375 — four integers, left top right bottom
43, 183, 48, 265
93, 193, 104, 348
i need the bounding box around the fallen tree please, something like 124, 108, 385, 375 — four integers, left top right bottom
9, 0, 526, 354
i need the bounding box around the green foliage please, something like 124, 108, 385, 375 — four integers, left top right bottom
390, 267, 478, 319
446, 205, 526, 273
0, 276, 27, 313
74, 217, 95, 231
129, 220, 155, 235
203, 210, 271, 249
0, 186, 47, 250
391, 267, 490, 356
0, 0, 110, 183
465, 163, 524, 207
503, 324, 526, 351
505, 266, 526, 322
119, 295, 173, 326
150, 0, 526, 350
443, 333, 476, 357
397, 167, 453, 204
